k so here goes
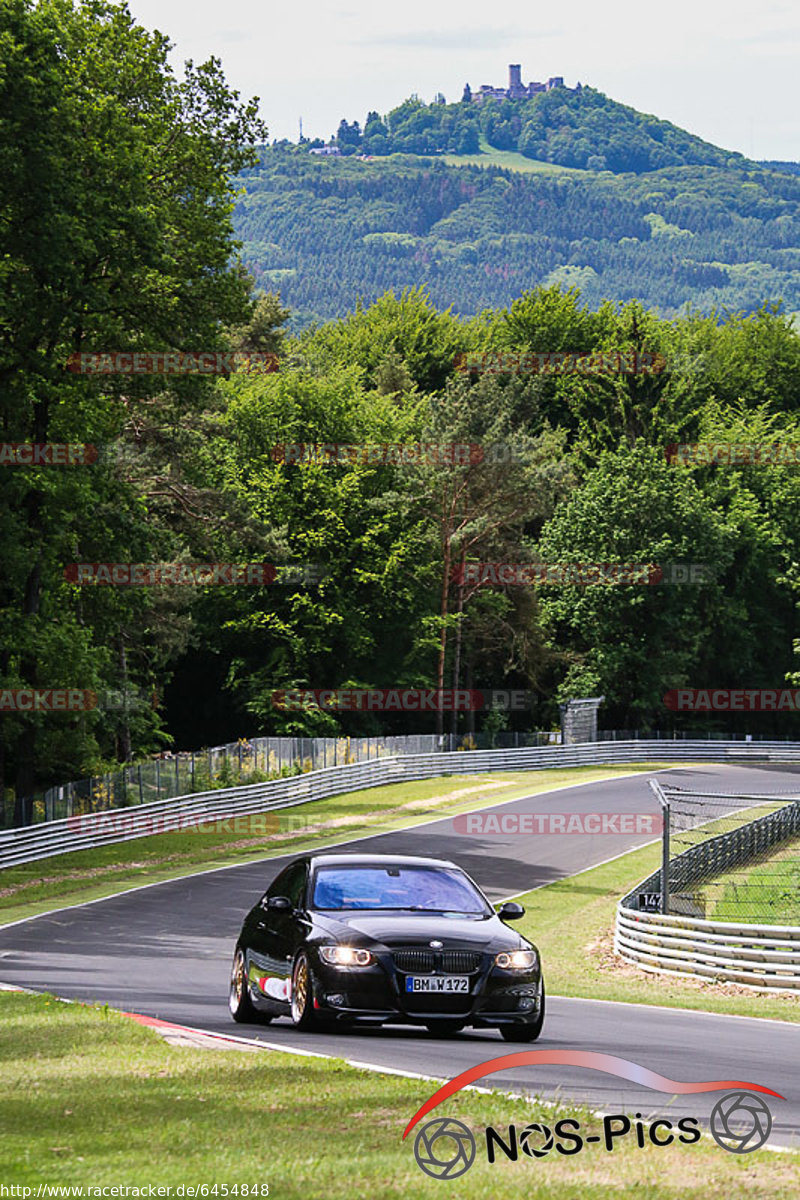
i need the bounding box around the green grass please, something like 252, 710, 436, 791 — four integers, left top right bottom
670, 806, 800, 924
514, 844, 800, 1022
0, 992, 796, 1196
442, 136, 590, 176
0, 764, 671, 927
704, 838, 800, 925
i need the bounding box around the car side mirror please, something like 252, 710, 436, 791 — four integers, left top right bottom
497, 901, 525, 921
266, 895, 292, 911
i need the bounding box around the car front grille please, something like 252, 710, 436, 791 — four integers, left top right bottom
392, 949, 435, 974
391, 949, 483, 975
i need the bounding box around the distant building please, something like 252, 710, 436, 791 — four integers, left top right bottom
309, 145, 341, 156
470, 64, 572, 103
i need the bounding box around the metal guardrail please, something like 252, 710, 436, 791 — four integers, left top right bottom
616, 784, 800, 991
615, 908, 800, 991
13, 731, 562, 827
4, 738, 800, 871
16, 728, 793, 828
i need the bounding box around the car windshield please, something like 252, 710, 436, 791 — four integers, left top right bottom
311, 865, 489, 913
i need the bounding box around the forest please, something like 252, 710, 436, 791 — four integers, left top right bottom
3, 0, 800, 821
235, 146, 800, 324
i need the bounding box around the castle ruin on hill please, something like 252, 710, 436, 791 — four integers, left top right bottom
469, 64, 579, 103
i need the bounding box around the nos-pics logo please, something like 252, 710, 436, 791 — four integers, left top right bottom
404, 1051, 781, 1179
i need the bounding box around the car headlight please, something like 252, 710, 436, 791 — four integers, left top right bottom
319, 945, 374, 967
494, 949, 537, 970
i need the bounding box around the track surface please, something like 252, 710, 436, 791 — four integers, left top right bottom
2, 765, 798, 1146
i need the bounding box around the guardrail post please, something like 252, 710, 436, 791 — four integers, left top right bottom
661, 799, 670, 915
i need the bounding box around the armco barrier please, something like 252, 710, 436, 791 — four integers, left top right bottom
616, 787, 800, 992
615, 908, 800, 992
4, 739, 800, 871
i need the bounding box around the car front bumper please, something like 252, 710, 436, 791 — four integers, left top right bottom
309, 954, 543, 1027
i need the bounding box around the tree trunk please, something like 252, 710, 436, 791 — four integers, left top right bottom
466, 660, 476, 739
13, 727, 36, 827
450, 552, 466, 736
436, 515, 452, 737
117, 636, 133, 761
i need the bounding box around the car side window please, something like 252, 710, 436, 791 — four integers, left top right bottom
284, 864, 308, 909
268, 863, 307, 909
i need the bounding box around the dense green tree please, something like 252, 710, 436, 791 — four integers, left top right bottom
0, 0, 266, 817
537, 446, 733, 724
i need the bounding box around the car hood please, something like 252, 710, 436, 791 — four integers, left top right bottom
312, 910, 529, 951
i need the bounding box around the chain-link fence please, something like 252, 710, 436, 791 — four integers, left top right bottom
599, 730, 797, 741
2, 729, 562, 827
632, 782, 800, 924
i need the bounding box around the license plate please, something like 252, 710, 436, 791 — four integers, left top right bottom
405, 975, 469, 993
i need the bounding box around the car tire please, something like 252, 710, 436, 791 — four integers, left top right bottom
290, 951, 319, 1031
499, 980, 545, 1043
229, 947, 266, 1024
425, 1020, 465, 1037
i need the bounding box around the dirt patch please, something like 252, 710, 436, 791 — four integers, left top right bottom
587, 926, 800, 1002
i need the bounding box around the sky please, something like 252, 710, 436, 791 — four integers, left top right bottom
128, 0, 799, 161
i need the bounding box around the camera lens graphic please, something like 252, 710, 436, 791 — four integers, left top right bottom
710, 1091, 772, 1153
413, 1117, 476, 1179
519, 1122, 554, 1158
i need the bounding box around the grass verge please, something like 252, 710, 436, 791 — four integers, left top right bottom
0, 992, 795, 1197
515, 843, 800, 1023
704, 837, 800, 925
0, 764, 670, 927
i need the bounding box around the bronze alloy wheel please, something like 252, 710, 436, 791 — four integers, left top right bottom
229, 947, 257, 1022
290, 952, 317, 1029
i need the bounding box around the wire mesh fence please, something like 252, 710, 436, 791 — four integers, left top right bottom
2, 729, 562, 827
637, 783, 800, 924
598, 730, 797, 741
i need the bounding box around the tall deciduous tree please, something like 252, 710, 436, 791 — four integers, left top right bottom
0, 0, 266, 818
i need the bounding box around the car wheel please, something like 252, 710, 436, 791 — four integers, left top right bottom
290, 951, 319, 1031
229, 947, 260, 1023
500, 981, 545, 1043
425, 1020, 465, 1037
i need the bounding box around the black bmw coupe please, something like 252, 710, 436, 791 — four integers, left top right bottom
229, 852, 544, 1040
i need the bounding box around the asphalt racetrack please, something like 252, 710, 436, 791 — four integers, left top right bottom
2, 764, 798, 1147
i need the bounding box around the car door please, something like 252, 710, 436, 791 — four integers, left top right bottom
252, 862, 309, 1013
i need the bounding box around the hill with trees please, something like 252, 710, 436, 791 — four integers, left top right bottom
234, 145, 800, 325
333, 86, 747, 174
